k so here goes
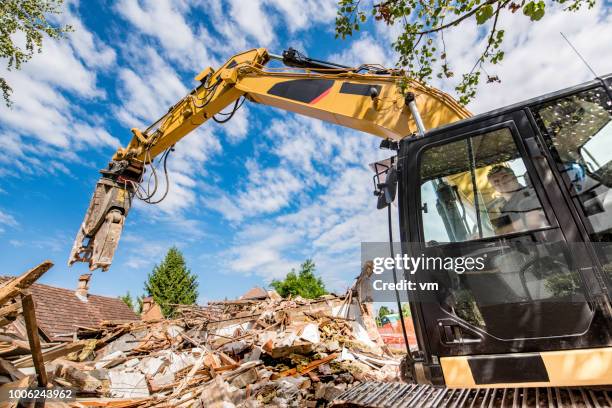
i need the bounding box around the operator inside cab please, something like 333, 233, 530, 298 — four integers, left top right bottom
487, 165, 547, 234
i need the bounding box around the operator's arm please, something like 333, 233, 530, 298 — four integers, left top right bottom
69, 48, 471, 271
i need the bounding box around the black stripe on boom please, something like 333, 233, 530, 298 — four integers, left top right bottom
467, 354, 549, 384
227, 59, 238, 68
340, 82, 382, 96
268, 79, 334, 103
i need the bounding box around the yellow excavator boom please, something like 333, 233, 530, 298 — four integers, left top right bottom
68, 47, 471, 271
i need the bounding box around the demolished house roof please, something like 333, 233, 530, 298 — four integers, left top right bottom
240, 286, 269, 300
0, 276, 139, 341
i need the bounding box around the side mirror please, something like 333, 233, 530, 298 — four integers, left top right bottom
377, 167, 398, 209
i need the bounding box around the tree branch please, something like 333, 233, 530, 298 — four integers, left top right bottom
416, 0, 499, 35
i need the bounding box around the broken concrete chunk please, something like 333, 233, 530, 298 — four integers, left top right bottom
230, 367, 259, 389
123, 358, 140, 368
62, 365, 102, 393
100, 330, 145, 356
94, 350, 125, 369
221, 340, 249, 355
108, 370, 149, 398
243, 346, 262, 362
299, 323, 320, 344
275, 378, 300, 401
139, 356, 165, 376
150, 371, 175, 389
161, 350, 196, 374
201, 376, 238, 408
167, 324, 184, 338
88, 368, 109, 381
340, 347, 356, 361
276, 332, 297, 347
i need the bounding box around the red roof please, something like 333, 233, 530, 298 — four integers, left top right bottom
0, 277, 139, 341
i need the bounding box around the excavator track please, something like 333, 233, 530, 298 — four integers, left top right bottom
332, 382, 612, 408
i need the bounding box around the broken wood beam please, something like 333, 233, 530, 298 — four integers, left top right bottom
270, 352, 339, 380
13, 341, 84, 368
0, 358, 24, 381
0, 301, 22, 319
21, 292, 47, 387
0, 261, 53, 305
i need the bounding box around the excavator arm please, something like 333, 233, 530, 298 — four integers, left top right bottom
68, 47, 471, 271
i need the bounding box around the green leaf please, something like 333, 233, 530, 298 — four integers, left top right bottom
523, 1, 546, 21
475, 4, 494, 24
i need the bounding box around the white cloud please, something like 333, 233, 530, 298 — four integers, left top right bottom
20, 37, 103, 98
54, 1, 117, 69
223, 223, 301, 280
121, 236, 168, 270
235, 160, 304, 216
219, 104, 251, 143
0, 69, 119, 151
264, 0, 337, 33
329, 33, 394, 68
114, 46, 187, 127
114, 0, 217, 69
227, 0, 275, 46
0, 210, 18, 229
206, 0, 336, 56
0, 5, 119, 177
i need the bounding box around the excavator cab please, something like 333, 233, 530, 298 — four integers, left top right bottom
394, 75, 612, 387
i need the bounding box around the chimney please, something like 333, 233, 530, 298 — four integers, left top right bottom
142, 296, 153, 314
75, 273, 91, 301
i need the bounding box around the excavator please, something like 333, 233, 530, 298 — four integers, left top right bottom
68, 48, 612, 406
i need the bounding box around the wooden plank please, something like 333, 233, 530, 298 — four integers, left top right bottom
0, 358, 24, 381
14, 341, 84, 368
0, 301, 21, 319
0, 261, 53, 305
270, 352, 338, 380
20, 293, 47, 386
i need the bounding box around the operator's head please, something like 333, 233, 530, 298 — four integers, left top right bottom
487, 165, 519, 194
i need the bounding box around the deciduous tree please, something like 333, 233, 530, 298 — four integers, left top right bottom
271, 259, 327, 299
336, 0, 596, 104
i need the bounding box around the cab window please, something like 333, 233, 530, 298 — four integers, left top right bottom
532, 87, 612, 243
532, 86, 612, 292
419, 128, 549, 245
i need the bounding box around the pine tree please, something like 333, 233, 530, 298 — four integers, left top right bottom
144, 247, 198, 317
271, 259, 327, 299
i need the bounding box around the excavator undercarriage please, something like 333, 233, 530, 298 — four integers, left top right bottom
332, 382, 612, 407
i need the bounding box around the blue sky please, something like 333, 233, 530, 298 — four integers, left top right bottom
0, 0, 611, 303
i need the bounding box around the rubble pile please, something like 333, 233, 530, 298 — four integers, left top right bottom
0, 266, 400, 407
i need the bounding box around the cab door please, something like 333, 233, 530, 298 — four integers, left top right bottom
398, 106, 611, 362
530, 84, 612, 300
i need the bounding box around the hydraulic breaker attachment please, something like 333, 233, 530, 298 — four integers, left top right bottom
68, 161, 141, 271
